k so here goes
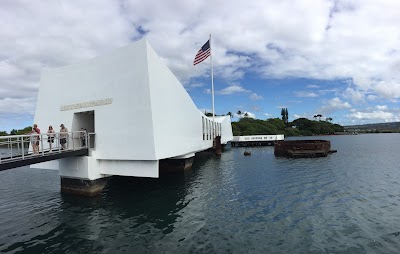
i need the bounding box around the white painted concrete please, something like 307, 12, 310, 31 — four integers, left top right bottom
31, 38, 233, 180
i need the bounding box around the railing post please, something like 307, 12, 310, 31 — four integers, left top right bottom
41, 134, 44, 156
85, 131, 88, 149
21, 137, 24, 160
10, 137, 13, 159
58, 133, 61, 153
72, 132, 75, 151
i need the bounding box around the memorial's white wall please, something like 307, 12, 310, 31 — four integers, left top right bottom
31, 38, 233, 178
146, 41, 213, 159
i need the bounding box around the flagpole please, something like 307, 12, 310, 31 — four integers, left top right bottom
210, 34, 215, 137
210, 34, 215, 138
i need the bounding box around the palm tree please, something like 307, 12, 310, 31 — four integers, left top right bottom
244, 112, 249, 117
285, 108, 289, 124
237, 110, 242, 117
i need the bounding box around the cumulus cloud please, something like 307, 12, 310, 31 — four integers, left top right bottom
249, 93, 263, 101
217, 85, 249, 95
212, 85, 262, 102
346, 104, 400, 123
375, 105, 388, 111
294, 113, 309, 119
236, 111, 256, 119
319, 97, 351, 114
342, 87, 365, 103
347, 111, 396, 122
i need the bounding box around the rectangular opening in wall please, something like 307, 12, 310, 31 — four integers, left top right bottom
72, 110, 95, 148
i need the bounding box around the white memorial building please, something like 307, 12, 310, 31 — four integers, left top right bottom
32, 38, 233, 195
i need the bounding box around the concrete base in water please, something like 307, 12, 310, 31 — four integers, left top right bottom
61, 177, 109, 196
214, 136, 222, 156
159, 157, 194, 174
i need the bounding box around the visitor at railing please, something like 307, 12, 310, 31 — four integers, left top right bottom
0, 130, 92, 165
33, 124, 41, 153
47, 125, 55, 152
80, 128, 86, 147
28, 127, 39, 154
60, 124, 68, 150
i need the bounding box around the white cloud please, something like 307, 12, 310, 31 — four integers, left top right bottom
249, 93, 263, 101
373, 80, 400, 99
216, 85, 249, 95
0, 97, 36, 114
2, 0, 400, 127
366, 94, 378, 101
236, 111, 256, 119
375, 105, 388, 111
319, 97, 351, 114
342, 87, 365, 103
346, 104, 400, 123
294, 113, 309, 119
347, 111, 396, 122
188, 83, 205, 88
294, 91, 319, 98
306, 84, 320, 89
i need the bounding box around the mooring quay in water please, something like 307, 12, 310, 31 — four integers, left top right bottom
231, 135, 284, 147
1, 38, 234, 196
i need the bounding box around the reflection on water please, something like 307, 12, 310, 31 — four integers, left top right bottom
1, 134, 400, 253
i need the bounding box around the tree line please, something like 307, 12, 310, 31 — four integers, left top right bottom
0, 126, 32, 136
230, 108, 343, 136
232, 117, 344, 136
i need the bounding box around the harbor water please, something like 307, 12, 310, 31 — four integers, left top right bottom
1, 133, 400, 253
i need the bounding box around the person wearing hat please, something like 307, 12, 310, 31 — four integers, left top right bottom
59, 124, 68, 150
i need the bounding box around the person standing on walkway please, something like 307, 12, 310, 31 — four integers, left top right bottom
47, 125, 55, 151
29, 127, 39, 154
33, 124, 41, 153
80, 128, 87, 147
60, 124, 68, 150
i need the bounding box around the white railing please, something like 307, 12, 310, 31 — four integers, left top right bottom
0, 131, 93, 164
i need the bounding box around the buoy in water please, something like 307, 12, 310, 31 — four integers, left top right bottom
244, 151, 251, 156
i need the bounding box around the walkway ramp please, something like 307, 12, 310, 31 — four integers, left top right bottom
0, 131, 89, 171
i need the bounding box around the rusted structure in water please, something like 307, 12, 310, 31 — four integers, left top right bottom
274, 140, 337, 158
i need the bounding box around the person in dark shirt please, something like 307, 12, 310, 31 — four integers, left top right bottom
33, 124, 41, 152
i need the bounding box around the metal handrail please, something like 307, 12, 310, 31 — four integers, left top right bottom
0, 131, 94, 164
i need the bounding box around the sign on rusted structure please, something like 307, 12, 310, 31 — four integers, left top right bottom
274, 140, 337, 158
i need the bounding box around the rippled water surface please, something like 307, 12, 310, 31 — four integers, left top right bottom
1, 134, 400, 253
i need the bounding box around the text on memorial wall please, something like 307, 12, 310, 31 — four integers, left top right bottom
60, 98, 113, 111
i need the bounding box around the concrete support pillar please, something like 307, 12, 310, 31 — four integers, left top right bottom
214, 136, 222, 156
60, 177, 109, 196
159, 157, 194, 174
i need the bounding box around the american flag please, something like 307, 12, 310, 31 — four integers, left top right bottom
193, 40, 211, 65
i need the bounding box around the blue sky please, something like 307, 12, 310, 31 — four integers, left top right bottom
1, 0, 400, 132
